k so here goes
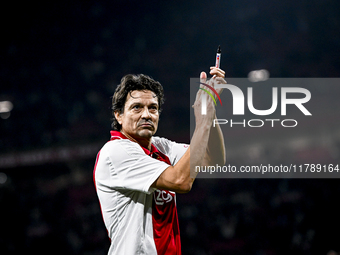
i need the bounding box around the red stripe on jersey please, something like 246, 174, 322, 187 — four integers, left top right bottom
93, 151, 101, 190
152, 190, 181, 255
110, 131, 182, 254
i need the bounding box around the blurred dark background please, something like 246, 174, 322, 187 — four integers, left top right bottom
1, 0, 340, 254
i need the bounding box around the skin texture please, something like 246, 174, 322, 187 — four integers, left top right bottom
114, 90, 160, 151
115, 67, 226, 193
150, 67, 226, 193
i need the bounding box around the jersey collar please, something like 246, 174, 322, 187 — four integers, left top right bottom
110, 130, 159, 155
110, 131, 170, 164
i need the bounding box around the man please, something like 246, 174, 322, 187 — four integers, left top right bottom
93, 67, 226, 254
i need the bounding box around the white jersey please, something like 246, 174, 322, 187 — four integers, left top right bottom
93, 132, 188, 255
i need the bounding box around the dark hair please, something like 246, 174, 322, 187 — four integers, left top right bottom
111, 74, 165, 130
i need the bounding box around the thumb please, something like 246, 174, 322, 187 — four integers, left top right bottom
200, 71, 207, 85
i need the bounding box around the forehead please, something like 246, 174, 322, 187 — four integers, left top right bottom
125, 90, 158, 105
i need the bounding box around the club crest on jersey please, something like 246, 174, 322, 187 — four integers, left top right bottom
154, 190, 174, 205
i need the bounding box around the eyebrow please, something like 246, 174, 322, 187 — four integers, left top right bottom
129, 102, 159, 107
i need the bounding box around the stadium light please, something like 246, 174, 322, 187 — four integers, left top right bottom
0, 100, 13, 119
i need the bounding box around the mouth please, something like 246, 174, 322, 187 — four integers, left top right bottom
138, 122, 154, 129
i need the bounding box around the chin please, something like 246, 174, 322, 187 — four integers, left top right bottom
138, 129, 155, 138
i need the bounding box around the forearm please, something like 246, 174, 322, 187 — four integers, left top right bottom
152, 148, 191, 193
190, 121, 212, 174
204, 116, 226, 166
151, 122, 212, 193
152, 68, 226, 193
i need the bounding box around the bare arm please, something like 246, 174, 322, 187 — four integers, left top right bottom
202, 116, 226, 167
151, 68, 226, 193
202, 67, 226, 166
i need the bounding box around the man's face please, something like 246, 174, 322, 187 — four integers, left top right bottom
115, 90, 160, 142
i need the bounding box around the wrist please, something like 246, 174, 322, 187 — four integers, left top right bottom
194, 122, 212, 133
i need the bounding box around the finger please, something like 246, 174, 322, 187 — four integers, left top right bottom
210, 69, 225, 78
215, 77, 227, 84
210, 67, 225, 77
214, 77, 226, 95
210, 67, 226, 74
210, 70, 225, 78
206, 77, 225, 95
210, 67, 225, 74
194, 71, 207, 103
200, 71, 207, 86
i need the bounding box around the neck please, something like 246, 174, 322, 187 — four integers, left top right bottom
121, 131, 152, 151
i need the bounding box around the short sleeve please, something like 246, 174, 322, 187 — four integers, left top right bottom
152, 137, 189, 165
95, 139, 170, 194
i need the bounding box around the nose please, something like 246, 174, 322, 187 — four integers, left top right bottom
141, 107, 151, 119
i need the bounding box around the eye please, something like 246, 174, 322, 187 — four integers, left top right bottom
149, 105, 158, 112
132, 105, 141, 110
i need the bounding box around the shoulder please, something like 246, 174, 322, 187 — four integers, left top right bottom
101, 139, 145, 159
151, 136, 171, 146
152, 136, 174, 154
152, 136, 189, 156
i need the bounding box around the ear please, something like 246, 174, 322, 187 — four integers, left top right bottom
114, 111, 123, 125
